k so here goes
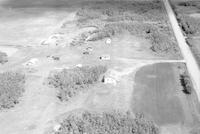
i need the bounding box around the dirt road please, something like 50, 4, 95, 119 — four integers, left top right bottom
163, 0, 200, 101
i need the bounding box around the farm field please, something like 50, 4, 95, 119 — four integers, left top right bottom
132, 63, 200, 134
0, 0, 199, 134
170, 0, 200, 67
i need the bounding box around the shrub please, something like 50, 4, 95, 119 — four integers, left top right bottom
70, 31, 93, 46
86, 27, 115, 41
48, 65, 107, 101
56, 111, 159, 134
0, 72, 25, 109
0, 51, 8, 64
179, 72, 192, 94
103, 8, 114, 17
146, 30, 178, 54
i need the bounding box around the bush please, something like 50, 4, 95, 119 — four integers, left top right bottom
86, 27, 115, 41
0, 72, 25, 109
48, 65, 107, 101
56, 111, 159, 134
0, 51, 8, 64
70, 31, 93, 46
146, 30, 178, 54
179, 72, 192, 94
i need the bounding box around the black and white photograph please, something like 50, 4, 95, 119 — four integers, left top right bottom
0, 0, 200, 134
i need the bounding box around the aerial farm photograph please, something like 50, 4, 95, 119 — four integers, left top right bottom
0, 0, 200, 134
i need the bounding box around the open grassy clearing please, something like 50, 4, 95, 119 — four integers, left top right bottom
48, 65, 107, 101
47, 110, 159, 134
131, 62, 200, 134
0, 71, 25, 110
0, 7, 70, 46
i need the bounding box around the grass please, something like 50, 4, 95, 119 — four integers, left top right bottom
0, 51, 8, 64
48, 65, 107, 101
55, 110, 159, 134
132, 63, 186, 125
186, 38, 200, 67
0, 72, 25, 110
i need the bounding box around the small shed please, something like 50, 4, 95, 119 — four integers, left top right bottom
99, 55, 111, 60
102, 76, 117, 86
23, 58, 39, 67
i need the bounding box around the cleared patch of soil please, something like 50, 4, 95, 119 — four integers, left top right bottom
0, 7, 71, 46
